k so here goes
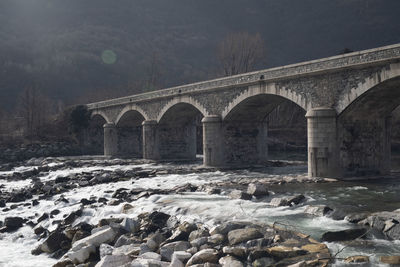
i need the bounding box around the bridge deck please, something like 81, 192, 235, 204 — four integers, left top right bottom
87, 43, 400, 109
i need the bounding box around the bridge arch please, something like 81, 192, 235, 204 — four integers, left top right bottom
115, 104, 149, 125
336, 64, 400, 177
157, 96, 208, 123
90, 110, 112, 124
222, 83, 309, 120
220, 83, 308, 166
337, 63, 400, 116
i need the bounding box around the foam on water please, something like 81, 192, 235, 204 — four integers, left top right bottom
1, 161, 400, 266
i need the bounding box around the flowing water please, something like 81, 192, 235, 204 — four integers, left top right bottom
1, 158, 400, 266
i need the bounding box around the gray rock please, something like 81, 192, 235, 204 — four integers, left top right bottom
386, 224, 400, 240
160, 246, 174, 261
229, 190, 252, 200
170, 257, 184, 267
245, 238, 272, 248
190, 237, 209, 248
321, 228, 367, 242
120, 217, 140, 233
114, 234, 134, 247
94, 254, 131, 267
40, 231, 69, 253
99, 243, 114, 258
66, 244, 96, 264
189, 228, 210, 242
162, 241, 191, 251
140, 244, 152, 255
304, 205, 333, 216
228, 228, 263, 245
222, 246, 247, 259
172, 251, 192, 263
247, 183, 269, 197
138, 252, 162, 261
344, 213, 370, 223
131, 258, 169, 267
269, 198, 289, 207
186, 249, 219, 266
252, 257, 275, 267
219, 256, 244, 267
112, 244, 141, 257
73, 226, 117, 248
287, 195, 305, 205
209, 222, 247, 235
207, 234, 225, 246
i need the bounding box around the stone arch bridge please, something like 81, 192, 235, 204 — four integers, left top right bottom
87, 44, 400, 178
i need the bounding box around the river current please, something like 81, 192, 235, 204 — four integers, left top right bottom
0, 157, 400, 266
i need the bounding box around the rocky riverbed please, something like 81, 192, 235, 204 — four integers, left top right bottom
1, 157, 400, 266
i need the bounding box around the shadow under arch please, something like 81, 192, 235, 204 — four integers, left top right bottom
222, 93, 307, 166
116, 109, 146, 157
157, 102, 205, 160
86, 113, 107, 155
337, 76, 400, 176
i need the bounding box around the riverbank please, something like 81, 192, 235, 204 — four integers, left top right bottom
1, 157, 400, 266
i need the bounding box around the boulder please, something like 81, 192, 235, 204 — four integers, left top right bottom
186, 249, 219, 266
131, 258, 170, 267
222, 246, 247, 259
95, 254, 131, 267
228, 228, 263, 245
247, 183, 269, 197
190, 237, 208, 248
248, 249, 271, 261
160, 246, 174, 261
114, 234, 134, 247
172, 251, 192, 263
207, 234, 225, 246
229, 190, 252, 200
162, 241, 191, 252
210, 222, 247, 235
344, 255, 369, 263
41, 231, 69, 253
383, 219, 399, 232
120, 217, 139, 233
72, 226, 117, 248
287, 195, 305, 206
252, 257, 275, 267
170, 257, 184, 267
344, 213, 369, 223
380, 255, 400, 265
4, 216, 24, 231
321, 228, 367, 242
269, 198, 289, 207
219, 255, 244, 267
189, 228, 210, 242
386, 224, 400, 240
138, 252, 162, 261
267, 246, 307, 259
99, 243, 114, 258
303, 205, 333, 216
66, 244, 96, 264
245, 238, 273, 248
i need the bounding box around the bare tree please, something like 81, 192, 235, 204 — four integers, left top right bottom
217, 32, 265, 76
16, 86, 52, 139
145, 51, 163, 91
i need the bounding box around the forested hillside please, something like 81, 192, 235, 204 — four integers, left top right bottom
0, 0, 399, 110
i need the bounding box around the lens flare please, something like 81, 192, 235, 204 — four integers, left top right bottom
101, 50, 117, 64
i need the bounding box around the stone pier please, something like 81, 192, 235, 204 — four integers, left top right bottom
306, 108, 339, 178
103, 123, 118, 156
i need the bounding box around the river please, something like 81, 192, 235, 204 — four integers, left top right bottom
0, 157, 400, 266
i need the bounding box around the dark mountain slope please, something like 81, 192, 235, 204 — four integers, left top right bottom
0, 0, 399, 109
